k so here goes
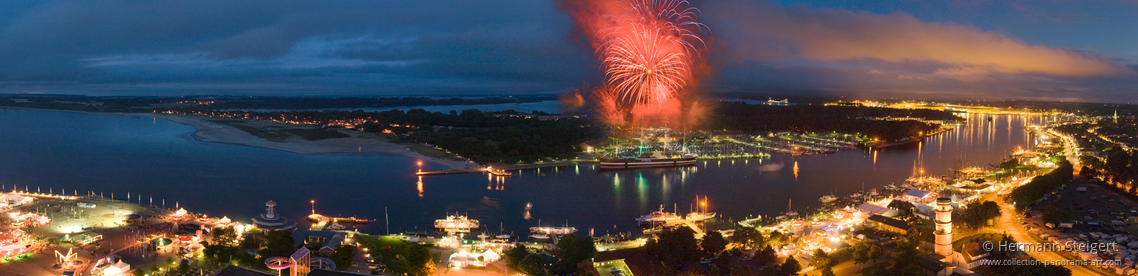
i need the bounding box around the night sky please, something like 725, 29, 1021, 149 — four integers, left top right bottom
0, 0, 1135, 102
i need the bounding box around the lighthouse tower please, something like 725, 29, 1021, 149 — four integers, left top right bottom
934, 197, 954, 257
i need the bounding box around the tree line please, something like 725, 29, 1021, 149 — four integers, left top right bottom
357, 109, 600, 163
1006, 159, 1074, 210
708, 103, 959, 142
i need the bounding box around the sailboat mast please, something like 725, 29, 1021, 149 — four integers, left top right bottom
682, 124, 687, 155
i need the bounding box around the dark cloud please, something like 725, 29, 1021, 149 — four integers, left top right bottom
0, 0, 1133, 102
701, 0, 1138, 102
0, 0, 601, 95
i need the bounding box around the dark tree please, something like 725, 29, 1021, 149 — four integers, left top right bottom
729, 227, 764, 250
401, 246, 436, 276
809, 249, 831, 269
504, 244, 529, 269
177, 259, 189, 273
890, 239, 921, 275
767, 230, 788, 246
701, 231, 729, 256
907, 220, 935, 244
1007, 160, 1073, 210
261, 231, 295, 258
729, 265, 752, 276
852, 241, 881, 264
960, 201, 1002, 229
551, 234, 597, 275
756, 245, 778, 266
332, 245, 356, 271
647, 227, 700, 263
520, 254, 547, 276
820, 266, 835, 276
780, 257, 802, 276
858, 263, 889, 276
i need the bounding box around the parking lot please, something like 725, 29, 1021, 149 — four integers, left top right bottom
1027, 178, 1138, 236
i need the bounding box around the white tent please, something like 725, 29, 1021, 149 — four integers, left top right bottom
103, 261, 130, 276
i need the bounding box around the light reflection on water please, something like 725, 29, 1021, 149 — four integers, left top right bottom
411, 113, 1043, 235
0, 108, 1042, 237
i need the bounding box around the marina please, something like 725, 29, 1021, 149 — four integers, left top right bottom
0, 108, 1043, 243
0, 0, 1129, 272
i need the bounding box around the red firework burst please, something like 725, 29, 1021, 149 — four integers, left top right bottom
596, 0, 707, 106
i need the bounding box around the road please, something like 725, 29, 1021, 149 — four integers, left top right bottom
986, 189, 1106, 276
1047, 128, 1081, 170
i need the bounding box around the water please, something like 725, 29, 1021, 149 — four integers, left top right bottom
0, 108, 1038, 237
228, 100, 562, 114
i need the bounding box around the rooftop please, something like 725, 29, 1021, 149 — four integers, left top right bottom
596, 248, 661, 276
867, 215, 912, 230
903, 189, 932, 198
857, 203, 893, 216
305, 269, 372, 276
212, 265, 274, 276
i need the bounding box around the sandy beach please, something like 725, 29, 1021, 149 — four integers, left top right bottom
141, 114, 477, 170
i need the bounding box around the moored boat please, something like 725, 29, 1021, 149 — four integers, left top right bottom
529, 226, 577, 235
599, 157, 697, 169
599, 152, 697, 169
636, 205, 681, 226
686, 211, 716, 221
434, 214, 480, 233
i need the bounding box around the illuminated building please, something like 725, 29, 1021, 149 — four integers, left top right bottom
934, 197, 953, 257
251, 200, 297, 231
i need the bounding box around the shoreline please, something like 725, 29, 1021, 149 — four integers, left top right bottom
0, 106, 475, 171
145, 114, 477, 171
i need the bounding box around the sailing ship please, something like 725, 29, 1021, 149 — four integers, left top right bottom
598, 154, 697, 169
784, 199, 798, 217
686, 211, 716, 222
600, 127, 697, 169
636, 205, 681, 226
495, 221, 511, 239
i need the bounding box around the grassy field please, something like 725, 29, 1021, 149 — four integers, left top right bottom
953, 233, 1004, 251
208, 119, 293, 142
208, 119, 349, 142
282, 128, 349, 141
408, 145, 465, 161
356, 234, 417, 275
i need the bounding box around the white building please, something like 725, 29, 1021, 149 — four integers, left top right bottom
449, 248, 501, 268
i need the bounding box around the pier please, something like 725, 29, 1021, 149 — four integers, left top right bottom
307, 213, 371, 231
415, 169, 482, 176
414, 166, 515, 177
